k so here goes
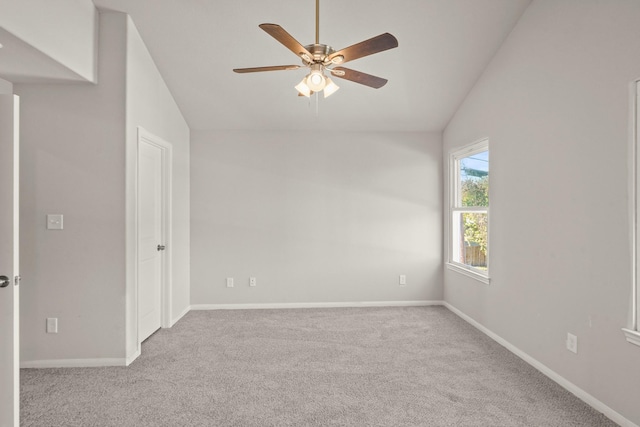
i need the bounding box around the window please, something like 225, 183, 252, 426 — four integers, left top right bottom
447, 139, 489, 283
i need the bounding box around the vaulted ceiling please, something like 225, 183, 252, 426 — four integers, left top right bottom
15, 0, 533, 132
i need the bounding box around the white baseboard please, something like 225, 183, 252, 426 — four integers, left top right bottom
125, 348, 141, 366
170, 305, 191, 327
20, 302, 441, 369
443, 302, 639, 427
21, 358, 127, 369
191, 300, 444, 311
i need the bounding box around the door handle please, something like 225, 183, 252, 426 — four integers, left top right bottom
0, 275, 9, 288
157, 245, 166, 251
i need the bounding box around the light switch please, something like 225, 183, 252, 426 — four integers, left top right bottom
47, 214, 63, 230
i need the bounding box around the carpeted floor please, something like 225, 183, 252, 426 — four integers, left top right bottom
21, 306, 616, 426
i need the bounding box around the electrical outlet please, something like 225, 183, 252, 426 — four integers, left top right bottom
566, 333, 578, 354
226, 277, 234, 288
249, 277, 257, 287
399, 274, 407, 286
46, 318, 58, 334
47, 214, 63, 230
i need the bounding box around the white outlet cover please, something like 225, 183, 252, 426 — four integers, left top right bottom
46, 318, 58, 333
47, 214, 64, 230
566, 333, 578, 353
250, 277, 257, 287
226, 278, 234, 288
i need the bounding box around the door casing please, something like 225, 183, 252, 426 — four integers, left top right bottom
126, 127, 172, 364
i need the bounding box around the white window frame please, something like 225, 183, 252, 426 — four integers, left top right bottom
623, 79, 640, 346
446, 138, 490, 284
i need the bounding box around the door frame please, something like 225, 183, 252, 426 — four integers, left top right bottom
126, 127, 173, 364
623, 79, 640, 346
0, 93, 20, 427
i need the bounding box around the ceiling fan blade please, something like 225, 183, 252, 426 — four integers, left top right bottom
330, 67, 388, 89
259, 23, 314, 61
328, 33, 398, 65
233, 65, 301, 73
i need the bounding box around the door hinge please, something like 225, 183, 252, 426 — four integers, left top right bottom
15, 275, 21, 286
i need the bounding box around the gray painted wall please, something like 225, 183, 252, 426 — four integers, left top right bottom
190, 130, 442, 305
124, 15, 191, 358
0, 78, 12, 94
17, 12, 127, 361
16, 11, 190, 363
443, 0, 640, 423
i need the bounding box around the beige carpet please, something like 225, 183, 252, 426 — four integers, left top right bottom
21, 306, 616, 426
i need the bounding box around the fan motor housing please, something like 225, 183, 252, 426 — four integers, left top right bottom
303, 44, 334, 63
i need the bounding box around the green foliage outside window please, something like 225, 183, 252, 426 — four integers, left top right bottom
461, 175, 489, 255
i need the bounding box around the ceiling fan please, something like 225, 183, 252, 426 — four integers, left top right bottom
233, 0, 398, 98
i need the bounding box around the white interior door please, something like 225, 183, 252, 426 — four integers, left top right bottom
0, 94, 20, 427
138, 139, 163, 342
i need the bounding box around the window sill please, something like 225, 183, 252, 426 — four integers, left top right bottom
446, 262, 490, 285
622, 328, 640, 347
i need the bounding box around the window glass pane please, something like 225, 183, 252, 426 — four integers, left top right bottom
459, 151, 489, 207
452, 211, 488, 270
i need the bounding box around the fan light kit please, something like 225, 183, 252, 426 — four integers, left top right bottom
233, 0, 398, 99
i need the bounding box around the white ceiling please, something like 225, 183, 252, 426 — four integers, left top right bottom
75, 1, 534, 131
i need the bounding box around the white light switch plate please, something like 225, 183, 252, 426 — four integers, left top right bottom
47, 214, 64, 230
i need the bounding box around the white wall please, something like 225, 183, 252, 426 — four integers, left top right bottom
191, 130, 442, 306
0, 0, 97, 82
124, 16, 190, 358
16, 12, 127, 361
16, 11, 190, 364
443, 0, 640, 424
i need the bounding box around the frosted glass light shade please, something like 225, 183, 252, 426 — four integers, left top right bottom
295, 78, 311, 97
306, 70, 327, 92
323, 78, 339, 98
